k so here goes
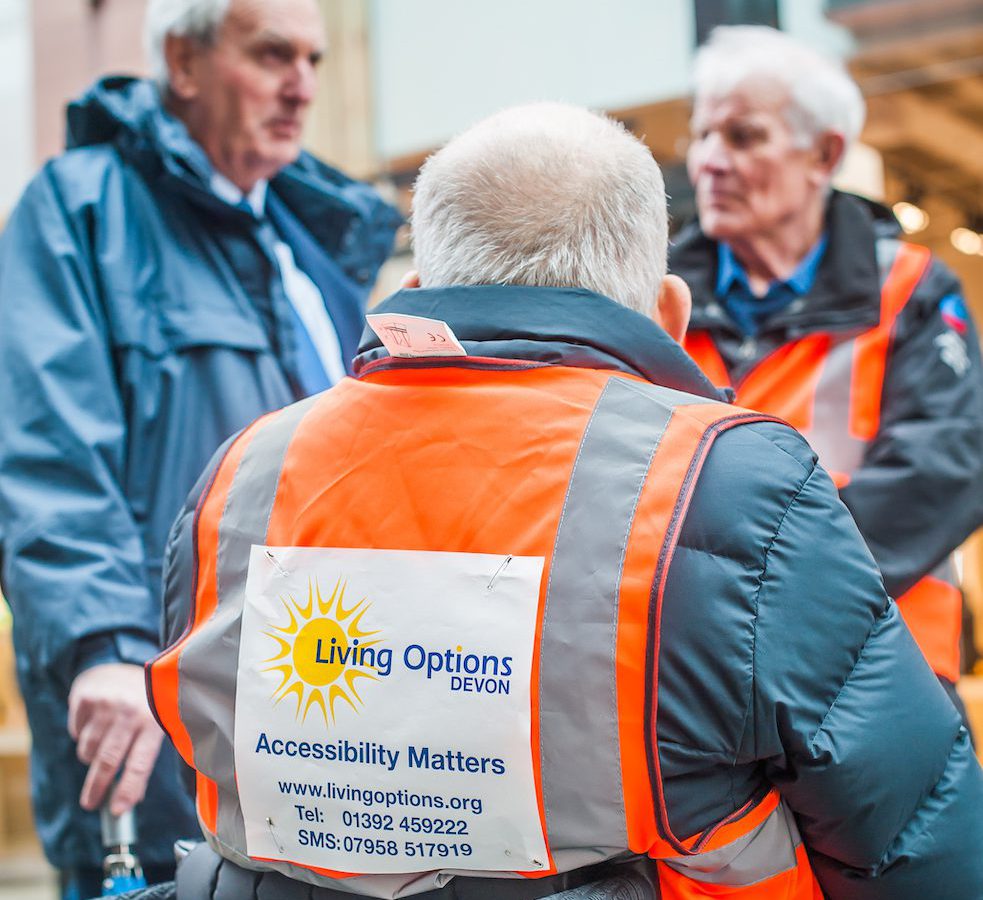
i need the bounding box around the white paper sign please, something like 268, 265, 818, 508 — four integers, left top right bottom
366, 313, 467, 358
233, 547, 548, 875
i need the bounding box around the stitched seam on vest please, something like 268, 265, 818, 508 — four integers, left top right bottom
357, 356, 550, 377
182, 449, 233, 639
145, 433, 242, 734
648, 413, 783, 855
539, 377, 614, 833
609, 381, 668, 836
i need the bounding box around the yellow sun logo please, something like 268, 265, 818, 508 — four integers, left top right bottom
261, 577, 383, 727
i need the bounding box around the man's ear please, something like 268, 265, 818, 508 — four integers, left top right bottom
652, 274, 691, 344
812, 131, 846, 182
164, 34, 202, 101
400, 269, 421, 289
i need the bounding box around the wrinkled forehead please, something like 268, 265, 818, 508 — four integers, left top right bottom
221, 0, 325, 48
691, 77, 792, 127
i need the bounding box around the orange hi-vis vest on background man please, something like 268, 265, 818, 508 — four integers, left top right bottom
147, 359, 822, 900
685, 239, 962, 683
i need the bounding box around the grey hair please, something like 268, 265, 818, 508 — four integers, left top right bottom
411, 103, 668, 315
144, 0, 232, 88
693, 26, 866, 150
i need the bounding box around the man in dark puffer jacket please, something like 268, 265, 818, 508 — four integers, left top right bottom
152, 104, 983, 900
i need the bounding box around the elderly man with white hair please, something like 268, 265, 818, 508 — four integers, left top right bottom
0, 0, 398, 894
675, 26, 983, 714
143, 102, 983, 900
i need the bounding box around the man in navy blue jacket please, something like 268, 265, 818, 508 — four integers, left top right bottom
0, 0, 398, 894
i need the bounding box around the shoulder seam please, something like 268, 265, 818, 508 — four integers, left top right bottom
736, 458, 819, 766
811, 600, 887, 743
736, 419, 816, 477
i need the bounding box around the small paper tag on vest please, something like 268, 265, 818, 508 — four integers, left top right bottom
366, 313, 467, 358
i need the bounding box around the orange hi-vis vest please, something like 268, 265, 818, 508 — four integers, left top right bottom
685, 238, 961, 683
148, 360, 823, 900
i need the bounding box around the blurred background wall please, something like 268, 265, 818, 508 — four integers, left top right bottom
0, 0, 32, 219
8, 0, 983, 316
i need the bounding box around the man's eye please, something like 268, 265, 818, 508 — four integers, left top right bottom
726, 124, 766, 148
259, 45, 292, 65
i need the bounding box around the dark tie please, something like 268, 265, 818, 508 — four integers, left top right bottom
241, 199, 333, 395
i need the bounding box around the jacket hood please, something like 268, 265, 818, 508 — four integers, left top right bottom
65, 76, 401, 279
354, 284, 732, 402
66, 76, 163, 151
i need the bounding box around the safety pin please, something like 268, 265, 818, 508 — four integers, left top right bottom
266, 817, 285, 853
487, 555, 513, 591
265, 549, 290, 578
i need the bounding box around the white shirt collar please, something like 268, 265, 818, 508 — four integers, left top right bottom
209, 171, 268, 218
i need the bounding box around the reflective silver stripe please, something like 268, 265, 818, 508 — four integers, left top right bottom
932, 556, 956, 585
540, 378, 699, 860
802, 237, 903, 476
806, 336, 866, 474
661, 801, 801, 886
178, 395, 321, 846
876, 237, 902, 280
179, 375, 725, 893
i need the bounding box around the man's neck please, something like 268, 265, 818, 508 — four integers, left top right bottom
725, 201, 826, 296
165, 95, 264, 195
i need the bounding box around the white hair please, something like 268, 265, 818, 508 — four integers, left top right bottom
144, 0, 232, 88
693, 26, 866, 150
411, 103, 668, 315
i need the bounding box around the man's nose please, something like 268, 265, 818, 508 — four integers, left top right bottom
694, 133, 731, 174
283, 59, 318, 106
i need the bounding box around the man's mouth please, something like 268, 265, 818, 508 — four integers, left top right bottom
702, 185, 741, 206
268, 118, 302, 139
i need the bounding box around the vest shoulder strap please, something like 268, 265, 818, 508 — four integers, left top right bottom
850, 239, 932, 440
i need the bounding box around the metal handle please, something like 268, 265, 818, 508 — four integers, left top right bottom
100, 806, 138, 849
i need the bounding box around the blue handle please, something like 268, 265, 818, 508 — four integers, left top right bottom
102, 874, 148, 896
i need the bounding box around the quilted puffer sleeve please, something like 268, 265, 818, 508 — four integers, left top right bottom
752, 459, 983, 897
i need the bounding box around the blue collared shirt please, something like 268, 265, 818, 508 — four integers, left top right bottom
716, 234, 828, 336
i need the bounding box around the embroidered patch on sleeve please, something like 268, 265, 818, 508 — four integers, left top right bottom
934, 331, 970, 377
939, 294, 969, 335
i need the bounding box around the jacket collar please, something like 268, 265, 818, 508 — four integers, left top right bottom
354, 285, 731, 402
64, 76, 401, 279
673, 191, 899, 336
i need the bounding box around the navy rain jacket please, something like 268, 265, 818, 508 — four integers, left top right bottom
0, 76, 399, 868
